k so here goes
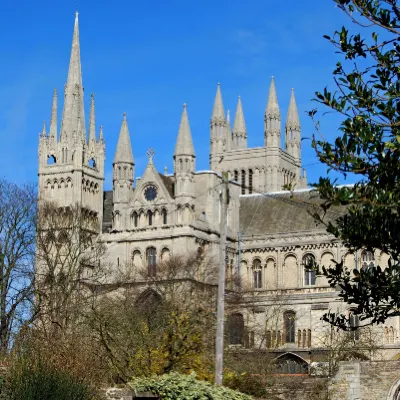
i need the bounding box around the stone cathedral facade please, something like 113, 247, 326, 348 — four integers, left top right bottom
38, 14, 400, 370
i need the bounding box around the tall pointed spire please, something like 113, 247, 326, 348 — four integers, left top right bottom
60, 12, 85, 143
233, 96, 246, 135
212, 83, 225, 121
114, 112, 134, 164
174, 104, 195, 156
286, 88, 300, 131
88, 93, 96, 143
265, 76, 280, 118
49, 89, 57, 140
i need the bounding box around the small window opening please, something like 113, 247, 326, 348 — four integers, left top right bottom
89, 158, 96, 168
47, 155, 56, 165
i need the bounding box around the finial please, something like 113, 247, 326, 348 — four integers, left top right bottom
123, 112, 127, 120
217, 82, 220, 86
183, 103, 187, 109
91, 92, 94, 99
146, 148, 155, 160
271, 76, 274, 79
164, 166, 168, 175
227, 109, 230, 123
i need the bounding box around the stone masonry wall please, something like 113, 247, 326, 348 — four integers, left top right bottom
330, 360, 400, 400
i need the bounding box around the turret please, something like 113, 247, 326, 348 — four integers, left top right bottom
210, 83, 229, 170
285, 89, 301, 163
264, 77, 281, 148
232, 96, 247, 150
113, 113, 134, 229
174, 104, 195, 199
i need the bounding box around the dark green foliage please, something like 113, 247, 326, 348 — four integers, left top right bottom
3, 358, 97, 400
130, 372, 253, 400
224, 373, 267, 398
310, 0, 400, 327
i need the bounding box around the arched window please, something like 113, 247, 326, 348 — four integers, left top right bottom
132, 212, 138, 228
234, 170, 239, 182
114, 211, 120, 229
47, 155, 56, 165
241, 170, 246, 195
349, 311, 360, 341
283, 311, 296, 343
303, 253, 316, 286
248, 169, 253, 194
361, 250, 375, 271
252, 259, 262, 289
148, 210, 153, 226
89, 158, 96, 168
162, 209, 167, 225
228, 313, 244, 345
146, 247, 157, 277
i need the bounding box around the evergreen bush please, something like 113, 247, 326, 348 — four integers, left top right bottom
3, 358, 98, 400
130, 372, 253, 400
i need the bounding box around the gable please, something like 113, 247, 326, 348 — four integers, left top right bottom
130, 161, 174, 208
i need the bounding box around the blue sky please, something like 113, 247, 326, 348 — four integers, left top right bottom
0, 0, 352, 190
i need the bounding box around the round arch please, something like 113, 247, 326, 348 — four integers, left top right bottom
387, 378, 400, 400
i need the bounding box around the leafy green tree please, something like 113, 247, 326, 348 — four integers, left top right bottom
310, 0, 400, 328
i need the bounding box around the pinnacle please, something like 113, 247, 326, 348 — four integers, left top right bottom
174, 103, 195, 157
41, 121, 47, 137
286, 88, 300, 132
88, 93, 96, 142
114, 113, 134, 164
211, 83, 225, 120
49, 88, 57, 140
265, 76, 280, 118
232, 96, 247, 136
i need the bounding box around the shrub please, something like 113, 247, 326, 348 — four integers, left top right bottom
4, 358, 99, 400
130, 372, 253, 400
224, 373, 267, 398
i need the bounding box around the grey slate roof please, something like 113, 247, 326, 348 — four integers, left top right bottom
239, 191, 344, 237
158, 173, 175, 198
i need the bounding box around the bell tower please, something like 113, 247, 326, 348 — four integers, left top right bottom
38, 13, 105, 228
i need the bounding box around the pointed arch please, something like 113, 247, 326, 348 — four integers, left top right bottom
274, 352, 308, 374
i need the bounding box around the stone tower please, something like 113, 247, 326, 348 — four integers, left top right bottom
285, 89, 301, 165
38, 13, 105, 227
264, 77, 281, 191
209, 83, 230, 170
174, 104, 196, 201
112, 113, 134, 230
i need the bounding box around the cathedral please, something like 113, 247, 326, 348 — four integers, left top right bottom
37, 13, 400, 370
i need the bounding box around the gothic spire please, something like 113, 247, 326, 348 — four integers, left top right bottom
285, 88, 300, 131
174, 103, 195, 157
60, 12, 86, 143
211, 83, 225, 121
232, 96, 247, 136
265, 76, 280, 119
114, 112, 134, 164
88, 93, 96, 143
49, 89, 57, 141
